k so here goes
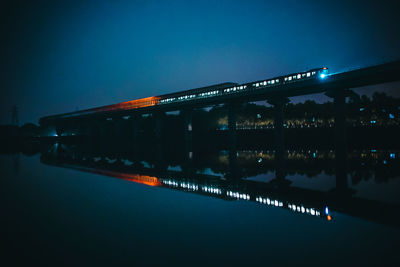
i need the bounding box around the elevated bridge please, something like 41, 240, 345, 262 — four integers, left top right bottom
40, 60, 400, 123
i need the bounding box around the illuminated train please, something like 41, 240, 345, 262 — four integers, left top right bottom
159, 67, 328, 105
40, 67, 328, 122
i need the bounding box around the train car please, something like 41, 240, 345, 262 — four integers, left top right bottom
282, 67, 328, 84
156, 67, 330, 104
158, 82, 237, 104
220, 67, 329, 96
40, 96, 160, 125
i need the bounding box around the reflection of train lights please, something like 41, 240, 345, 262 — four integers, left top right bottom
227, 191, 250, 200
160, 179, 329, 220
180, 182, 198, 191
202, 186, 222, 195
161, 179, 199, 191
256, 197, 283, 207
288, 204, 321, 217
162, 180, 179, 187
325, 206, 330, 215
256, 196, 325, 218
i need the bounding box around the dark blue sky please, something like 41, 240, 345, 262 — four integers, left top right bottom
1, 0, 400, 124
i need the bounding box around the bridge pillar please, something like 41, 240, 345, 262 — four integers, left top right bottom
326, 89, 349, 191
87, 121, 95, 138
154, 111, 165, 143
130, 114, 141, 146
268, 97, 290, 181
228, 103, 239, 151
228, 103, 240, 179
73, 121, 82, 136
113, 117, 124, 138
181, 108, 193, 154
99, 119, 109, 139
55, 124, 65, 137
92, 119, 104, 139
80, 121, 91, 137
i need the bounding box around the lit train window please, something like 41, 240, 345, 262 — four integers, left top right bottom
256, 83, 259, 87
275, 79, 279, 83
297, 74, 301, 79
284, 77, 287, 81
271, 80, 275, 84
307, 72, 311, 77
288, 77, 292, 81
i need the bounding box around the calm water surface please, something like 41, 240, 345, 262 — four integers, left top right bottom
1, 146, 400, 266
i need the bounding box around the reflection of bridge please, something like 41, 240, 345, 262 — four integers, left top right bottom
41, 143, 400, 228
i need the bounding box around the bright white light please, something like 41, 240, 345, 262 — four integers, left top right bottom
320, 73, 326, 79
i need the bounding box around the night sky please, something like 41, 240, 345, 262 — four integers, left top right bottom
1, 0, 400, 125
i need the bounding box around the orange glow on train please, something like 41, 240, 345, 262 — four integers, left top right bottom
97, 170, 162, 186
94, 96, 160, 113
75, 166, 162, 187
115, 173, 162, 187
42, 96, 161, 121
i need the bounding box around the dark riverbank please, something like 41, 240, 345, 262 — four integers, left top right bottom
2, 126, 399, 154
